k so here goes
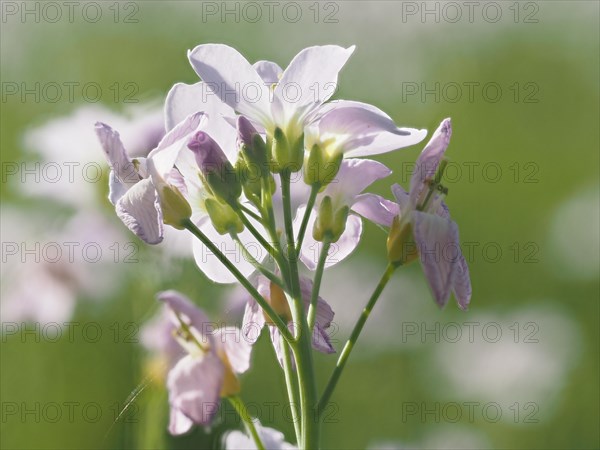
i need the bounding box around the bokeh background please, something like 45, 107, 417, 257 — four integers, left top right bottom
1, 1, 598, 449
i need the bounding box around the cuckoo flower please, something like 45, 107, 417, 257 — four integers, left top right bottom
95, 112, 204, 244
295, 158, 399, 270
387, 118, 471, 309
159, 290, 252, 435
225, 423, 297, 449
241, 275, 335, 367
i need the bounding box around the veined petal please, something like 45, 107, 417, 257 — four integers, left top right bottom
95, 122, 139, 188
212, 327, 252, 374
412, 211, 459, 308
108, 170, 129, 205
352, 193, 399, 227
274, 45, 355, 119
115, 178, 163, 244
452, 253, 472, 310
298, 278, 336, 354
192, 220, 261, 284
314, 101, 427, 157
188, 44, 271, 123
167, 353, 224, 428
410, 118, 452, 203
299, 208, 362, 270
253, 60, 283, 85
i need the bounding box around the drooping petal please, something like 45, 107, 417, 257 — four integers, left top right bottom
188, 44, 271, 123
412, 211, 459, 308
242, 298, 266, 345
253, 60, 283, 85
192, 220, 262, 284
157, 290, 212, 339
409, 118, 452, 204
313, 101, 427, 157
274, 45, 355, 119
297, 277, 336, 353
452, 253, 472, 310
167, 353, 224, 429
212, 327, 253, 374
298, 207, 362, 270
352, 193, 399, 227
115, 178, 163, 244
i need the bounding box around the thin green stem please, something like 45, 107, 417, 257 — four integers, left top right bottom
234, 204, 280, 262
317, 263, 397, 414
281, 171, 320, 449
281, 335, 301, 444
230, 232, 284, 290
295, 184, 319, 254
239, 203, 263, 222
227, 396, 265, 450
183, 219, 293, 342
307, 239, 331, 332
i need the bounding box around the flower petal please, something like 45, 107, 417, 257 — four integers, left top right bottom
322, 158, 392, 208
298, 207, 362, 270
115, 178, 163, 244
410, 118, 452, 203
167, 353, 224, 428
391, 183, 411, 214
412, 211, 459, 308
95, 122, 139, 199
168, 408, 194, 436
212, 326, 253, 374
157, 290, 212, 337
253, 60, 283, 85
452, 253, 472, 310
274, 45, 355, 118
314, 101, 427, 157
188, 44, 271, 123
192, 220, 262, 284
352, 193, 399, 227
242, 298, 266, 345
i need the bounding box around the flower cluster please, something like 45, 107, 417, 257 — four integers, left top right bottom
97, 44, 472, 449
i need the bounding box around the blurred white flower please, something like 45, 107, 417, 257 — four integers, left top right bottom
547, 183, 600, 280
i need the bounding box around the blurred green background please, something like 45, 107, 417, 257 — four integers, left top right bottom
1, 1, 598, 449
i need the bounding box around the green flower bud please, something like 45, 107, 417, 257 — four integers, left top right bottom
204, 198, 244, 235
271, 127, 304, 173
313, 196, 349, 243
157, 183, 192, 230
304, 143, 343, 187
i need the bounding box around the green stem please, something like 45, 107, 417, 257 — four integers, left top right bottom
307, 239, 331, 332
230, 232, 285, 290
281, 335, 301, 444
239, 203, 263, 222
234, 204, 280, 262
183, 219, 293, 342
317, 263, 397, 414
295, 184, 319, 254
281, 171, 320, 449
227, 396, 265, 450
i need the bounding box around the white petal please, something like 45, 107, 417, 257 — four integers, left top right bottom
188, 44, 271, 123
352, 193, 399, 227
115, 178, 163, 244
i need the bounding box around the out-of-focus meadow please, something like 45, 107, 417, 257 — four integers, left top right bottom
1, 1, 598, 449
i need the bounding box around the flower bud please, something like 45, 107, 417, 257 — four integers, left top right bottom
147, 159, 191, 229
188, 131, 241, 205
386, 215, 418, 266
270, 127, 304, 173
237, 116, 268, 175
312, 196, 350, 243
304, 143, 343, 187
204, 198, 244, 235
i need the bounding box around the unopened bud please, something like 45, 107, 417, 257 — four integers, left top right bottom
271, 127, 304, 173
188, 131, 242, 205
304, 142, 342, 187
204, 198, 244, 235
147, 159, 191, 229
237, 116, 268, 174
313, 196, 349, 243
